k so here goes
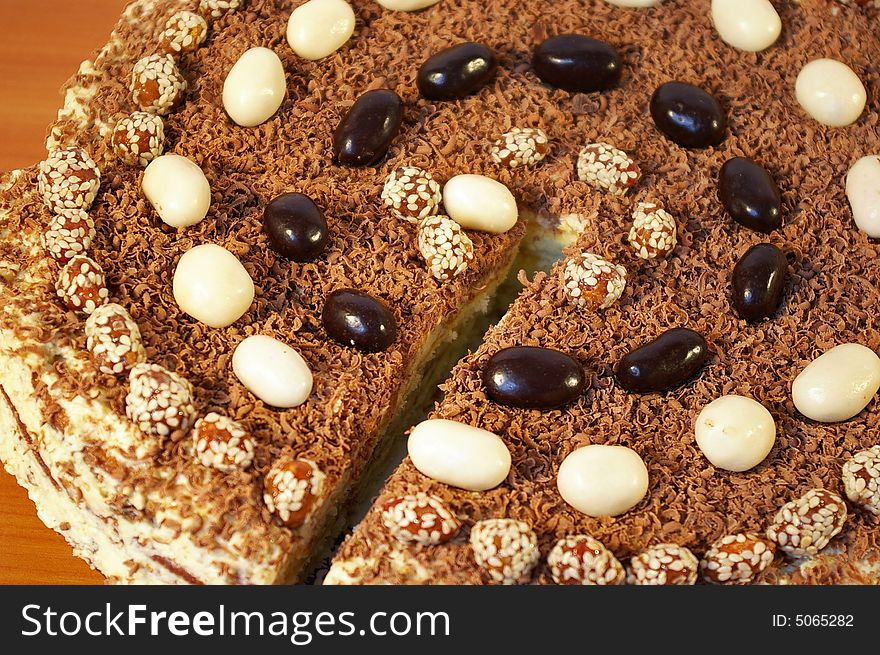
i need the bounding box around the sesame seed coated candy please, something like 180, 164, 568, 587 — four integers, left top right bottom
628, 201, 677, 260
842, 445, 880, 516
765, 488, 847, 557
576, 142, 640, 196
199, 0, 244, 19
131, 54, 187, 115
381, 166, 442, 222
562, 252, 627, 310
112, 112, 165, 167
193, 412, 255, 472
490, 127, 550, 168
627, 543, 699, 585
700, 532, 775, 584
264, 458, 326, 528
417, 215, 474, 281
158, 11, 208, 55
470, 518, 540, 585
85, 303, 145, 376
125, 363, 196, 442
38, 148, 101, 214
381, 493, 461, 546
547, 535, 625, 585
55, 255, 109, 315
42, 209, 95, 264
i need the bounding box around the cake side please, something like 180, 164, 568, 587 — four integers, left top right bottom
328, 0, 880, 585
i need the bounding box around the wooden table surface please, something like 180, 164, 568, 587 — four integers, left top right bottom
0, 0, 130, 585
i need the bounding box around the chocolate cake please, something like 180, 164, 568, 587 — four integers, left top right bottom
2, 0, 880, 585
326, 0, 880, 584
0, 0, 532, 583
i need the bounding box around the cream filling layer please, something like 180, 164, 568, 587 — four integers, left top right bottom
0, 347, 284, 584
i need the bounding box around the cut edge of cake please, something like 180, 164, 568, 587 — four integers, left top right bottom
1, 167, 554, 581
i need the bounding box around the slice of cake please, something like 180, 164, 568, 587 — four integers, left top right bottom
0, 0, 577, 583
327, 0, 880, 584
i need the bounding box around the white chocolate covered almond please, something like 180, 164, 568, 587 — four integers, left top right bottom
796, 58, 866, 128
407, 419, 511, 491
173, 244, 254, 328
232, 335, 313, 408
695, 395, 775, 472
710, 0, 781, 53
142, 154, 211, 227
792, 343, 880, 423
286, 0, 356, 61
376, 0, 440, 9
442, 174, 518, 233
557, 445, 649, 517
846, 155, 880, 238
223, 47, 287, 127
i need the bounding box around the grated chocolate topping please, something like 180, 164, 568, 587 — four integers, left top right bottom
1, 0, 879, 583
